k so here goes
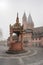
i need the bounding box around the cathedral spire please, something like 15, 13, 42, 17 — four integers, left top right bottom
28, 13, 34, 24
22, 12, 27, 30
22, 12, 27, 22
28, 13, 34, 27
16, 12, 19, 23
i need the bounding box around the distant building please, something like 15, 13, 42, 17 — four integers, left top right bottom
22, 12, 43, 47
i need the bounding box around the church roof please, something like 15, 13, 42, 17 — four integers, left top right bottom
28, 14, 34, 25
32, 27, 43, 38
22, 12, 27, 22
33, 27, 43, 33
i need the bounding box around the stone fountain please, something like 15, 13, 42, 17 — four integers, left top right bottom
6, 13, 25, 54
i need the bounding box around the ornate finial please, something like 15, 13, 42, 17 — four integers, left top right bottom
16, 12, 19, 23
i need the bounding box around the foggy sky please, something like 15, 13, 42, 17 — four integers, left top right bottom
0, 0, 43, 39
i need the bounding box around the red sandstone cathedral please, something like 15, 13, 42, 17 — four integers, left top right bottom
22, 13, 43, 47
8, 13, 43, 48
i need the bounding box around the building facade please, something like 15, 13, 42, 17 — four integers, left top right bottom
22, 13, 43, 47
8, 13, 43, 47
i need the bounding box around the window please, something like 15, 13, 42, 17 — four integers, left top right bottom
39, 37, 41, 40
36, 38, 37, 40
32, 38, 34, 40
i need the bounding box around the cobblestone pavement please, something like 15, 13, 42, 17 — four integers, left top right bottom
0, 45, 43, 65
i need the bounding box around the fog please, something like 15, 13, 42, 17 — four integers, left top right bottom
0, 0, 43, 39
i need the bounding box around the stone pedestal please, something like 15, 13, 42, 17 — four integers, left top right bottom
9, 41, 23, 51
6, 39, 24, 54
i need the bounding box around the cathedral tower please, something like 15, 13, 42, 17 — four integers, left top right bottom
27, 13, 34, 29
22, 12, 27, 30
